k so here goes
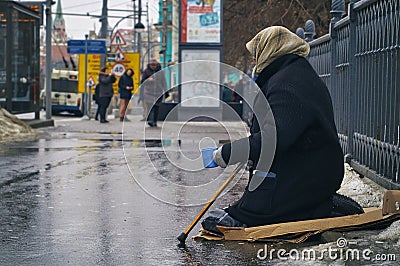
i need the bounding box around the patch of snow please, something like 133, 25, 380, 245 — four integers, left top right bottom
372, 220, 400, 244
337, 164, 385, 208
0, 108, 35, 142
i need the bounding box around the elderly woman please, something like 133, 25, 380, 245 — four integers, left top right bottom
203, 26, 350, 233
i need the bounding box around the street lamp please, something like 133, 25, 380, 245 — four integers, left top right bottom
133, 0, 144, 30
134, 22, 145, 31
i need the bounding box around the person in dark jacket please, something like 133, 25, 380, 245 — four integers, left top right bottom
141, 59, 167, 127
118, 68, 134, 122
206, 26, 345, 229
97, 67, 116, 123
93, 83, 100, 120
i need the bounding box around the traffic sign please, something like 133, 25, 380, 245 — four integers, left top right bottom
111, 31, 127, 46
67, 46, 106, 54
78, 54, 101, 93
107, 53, 116, 63
114, 47, 126, 62
106, 53, 140, 94
67, 39, 106, 54
67, 40, 106, 47
112, 63, 126, 77
87, 76, 95, 87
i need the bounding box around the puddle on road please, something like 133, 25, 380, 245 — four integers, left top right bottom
77, 138, 230, 148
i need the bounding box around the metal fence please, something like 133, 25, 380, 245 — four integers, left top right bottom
303, 0, 400, 189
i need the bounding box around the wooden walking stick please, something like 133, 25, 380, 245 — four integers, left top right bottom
177, 163, 244, 244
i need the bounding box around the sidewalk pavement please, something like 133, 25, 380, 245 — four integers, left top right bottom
47, 113, 250, 142
16, 100, 250, 141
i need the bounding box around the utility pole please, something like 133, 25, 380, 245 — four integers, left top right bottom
99, 0, 109, 65
45, 0, 53, 120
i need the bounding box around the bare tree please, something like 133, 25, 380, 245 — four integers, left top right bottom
223, 0, 334, 71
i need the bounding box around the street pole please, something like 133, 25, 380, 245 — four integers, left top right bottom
162, 0, 168, 68
45, 0, 52, 120
99, 0, 109, 66
147, 2, 151, 66
82, 34, 89, 120
133, 0, 137, 51
137, 0, 142, 55
138, 31, 142, 55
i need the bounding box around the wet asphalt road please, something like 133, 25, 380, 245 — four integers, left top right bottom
1, 117, 399, 265
0, 130, 264, 265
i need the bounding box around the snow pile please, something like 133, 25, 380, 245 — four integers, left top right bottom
337, 164, 386, 208
0, 108, 34, 142
373, 220, 400, 246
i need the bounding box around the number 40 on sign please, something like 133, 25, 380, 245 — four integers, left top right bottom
112, 63, 126, 77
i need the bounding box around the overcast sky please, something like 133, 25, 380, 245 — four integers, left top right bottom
19, 0, 160, 39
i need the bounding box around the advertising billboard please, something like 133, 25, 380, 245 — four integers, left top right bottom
181, 0, 222, 44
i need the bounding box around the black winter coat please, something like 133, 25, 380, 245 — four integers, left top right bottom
222, 54, 344, 227
118, 74, 134, 99
98, 73, 116, 98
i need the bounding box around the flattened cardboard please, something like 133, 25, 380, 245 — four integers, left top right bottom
193, 190, 400, 243
219, 208, 383, 241
382, 190, 400, 215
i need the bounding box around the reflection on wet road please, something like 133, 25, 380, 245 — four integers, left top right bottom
0, 134, 398, 265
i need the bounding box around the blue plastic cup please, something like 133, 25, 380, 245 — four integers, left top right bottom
201, 147, 218, 168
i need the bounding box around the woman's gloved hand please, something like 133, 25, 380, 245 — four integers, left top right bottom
213, 146, 227, 168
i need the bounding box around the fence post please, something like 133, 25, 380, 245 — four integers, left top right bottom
304, 20, 315, 42
296, 27, 305, 39
330, 0, 345, 150
345, 0, 358, 163
329, 0, 345, 65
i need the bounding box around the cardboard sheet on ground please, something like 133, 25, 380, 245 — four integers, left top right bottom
193, 190, 400, 243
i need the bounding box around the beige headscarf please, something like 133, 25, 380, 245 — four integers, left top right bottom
246, 26, 310, 76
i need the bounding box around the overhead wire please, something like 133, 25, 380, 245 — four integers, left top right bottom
86, 0, 133, 13
63, 1, 102, 10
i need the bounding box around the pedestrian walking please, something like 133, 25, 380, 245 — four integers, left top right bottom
141, 59, 167, 127
97, 67, 116, 123
118, 68, 134, 122
202, 26, 348, 233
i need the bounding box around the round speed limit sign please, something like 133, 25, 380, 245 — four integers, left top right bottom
112, 63, 126, 77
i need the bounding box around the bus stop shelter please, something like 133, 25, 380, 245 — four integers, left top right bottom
0, 1, 41, 116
